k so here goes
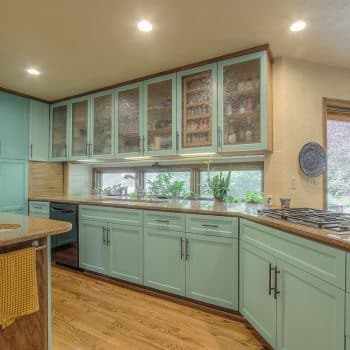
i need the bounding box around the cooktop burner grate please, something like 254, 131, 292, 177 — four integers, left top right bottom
257, 208, 350, 232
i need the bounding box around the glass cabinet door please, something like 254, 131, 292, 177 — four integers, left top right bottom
116, 84, 141, 156
51, 103, 68, 159
177, 64, 217, 154
92, 91, 114, 158
144, 74, 176, 155
218, 52, 267, 151
71, 97, 90, 159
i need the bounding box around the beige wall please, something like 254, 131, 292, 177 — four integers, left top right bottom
265, 57, 350, 208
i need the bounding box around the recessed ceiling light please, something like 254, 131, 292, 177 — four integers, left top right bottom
137, 20, 153, 32
26, 68, 41, 75
290, 20, 306, 32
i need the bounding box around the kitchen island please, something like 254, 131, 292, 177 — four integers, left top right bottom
0, 212, 71, 350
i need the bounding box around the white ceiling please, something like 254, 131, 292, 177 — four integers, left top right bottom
1, 0, 350, 101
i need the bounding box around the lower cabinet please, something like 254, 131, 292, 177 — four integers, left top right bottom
79, 219, 107, 274
186, 233, 238, 309
240, 240, 345, 350
144, 228, 186, 296
108, 223, 143, 284
346, 294, 350, 350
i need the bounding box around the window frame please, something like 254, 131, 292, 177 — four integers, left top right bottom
93, 162, 264, 198
323, 97, 350, 210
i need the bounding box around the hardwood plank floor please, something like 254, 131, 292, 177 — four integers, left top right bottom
52, 267, 267, 350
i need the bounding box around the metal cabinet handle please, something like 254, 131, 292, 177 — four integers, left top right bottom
30, 144, 33, 159
86, 143, 89, 156
268, 263, 275, 296
107, 227, 111, 245
274, 267, 280, 299
180, 237, 184, 260
142, 136, 145, 154
217, 126, 221, 149
102, 226, 107, 244
176, 132, 179, 151
155, 219, 170, 224
201, 224, 219, 229
64, 144, 67, 158
185, 238, 189, 260
89, 143, 93, 157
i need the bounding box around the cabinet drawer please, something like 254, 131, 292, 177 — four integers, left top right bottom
144, 211, 185, 232
29, 201, 49, 211
186, 214, 238, 238
80, 205, 143, 226
240, 219, 346, 289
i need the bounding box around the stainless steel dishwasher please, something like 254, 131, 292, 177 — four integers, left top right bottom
49, 202, 79, 268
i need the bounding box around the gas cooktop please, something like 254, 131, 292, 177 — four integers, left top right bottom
257, 208, 350, 233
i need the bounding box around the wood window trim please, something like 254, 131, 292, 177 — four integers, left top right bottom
322, 97, 350, 210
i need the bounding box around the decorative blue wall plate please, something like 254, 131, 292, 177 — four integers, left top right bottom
299, 142, 327, 177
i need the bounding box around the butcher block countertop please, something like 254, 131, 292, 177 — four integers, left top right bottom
30, 195, 350, 253
0, 211, 72, 247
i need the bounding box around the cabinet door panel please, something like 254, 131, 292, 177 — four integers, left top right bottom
51, 103, 68, 160
277, 260, 345, 350
116, 84, 142, 156
92, 91, 114, 158
144, 228, 185, 295
143, 74, 177, 156
29, 100, 49, 161
108, 224, 143, 284
186, 234, 238, 309
240, 241, 277, 348
218, 51, 268, 152
71, 97, 90, 159
79, 220, 107, 274
0, 160, 27, 211
177, 64, 217, 154
0, 93, 29, 159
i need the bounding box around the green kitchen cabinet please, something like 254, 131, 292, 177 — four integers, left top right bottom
143, 74, 177, 156
218, 51, 270, 152
0, 159, 28, 212
186, 233, 238, 309
108, 223, 143, 284
0, 92, 29, 160
69, 96, 91, 160
91, 90, 115, 159
144, 228, 186, 296
115, 83, 143, 157
50, 101, 70, 161
346, 293, 350, 350
276, 259, 345, 350
240, 241, 277, 348
177, 64, 218, 154
79, 219, 107, 274
29, 100, 50, 161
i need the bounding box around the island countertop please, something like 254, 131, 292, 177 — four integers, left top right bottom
29, 195, 350, 253
0, 211, 72, 247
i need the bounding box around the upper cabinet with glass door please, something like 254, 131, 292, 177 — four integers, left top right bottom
50, 101, 70, 161
177, 64, 217, 154
143, 74, 177, 156
70, 96, 91, 160
218, 51, 271, 152
115, 83, 142, 157
91, 90, 115, 159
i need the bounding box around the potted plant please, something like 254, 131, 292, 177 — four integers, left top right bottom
206, 160, 232, 201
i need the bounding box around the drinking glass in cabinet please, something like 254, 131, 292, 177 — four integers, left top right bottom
71, 100, 88, 157
93, 94, 112, 155
147, 80, 173, 151
223, 59, 260, 146
51, 105, 67, 158
182, 70, 213, 148
118, 88, 140, 154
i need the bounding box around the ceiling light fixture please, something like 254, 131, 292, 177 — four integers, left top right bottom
137, 20, 153, 32
26, 67, 41, 75
289, 20, 306, 32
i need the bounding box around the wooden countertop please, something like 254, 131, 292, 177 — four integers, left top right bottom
30, 195, 350, 253
0, 211, 72, 247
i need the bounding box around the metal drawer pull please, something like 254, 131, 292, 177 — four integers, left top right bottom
268, 263, 275, 296
201, 224, 219, 228
107, 227, 111, 245
185, 238, 189, 259
180, 237, 184, 260
274, 267, 280, 299
155, 219, 170, 224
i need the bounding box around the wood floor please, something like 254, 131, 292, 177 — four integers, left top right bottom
52, 267, 267, 350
